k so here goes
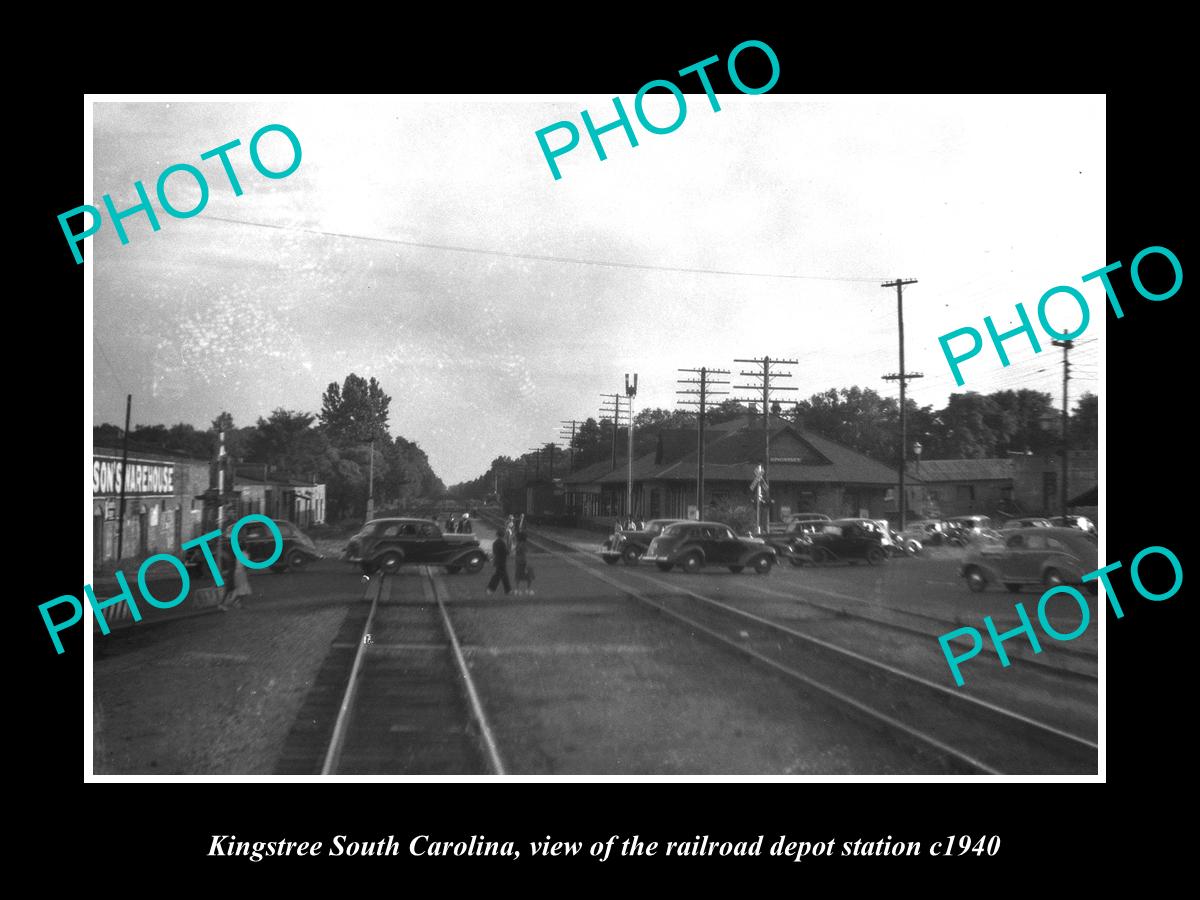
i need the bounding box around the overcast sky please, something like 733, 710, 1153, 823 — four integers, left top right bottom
90, 95, 1104, 484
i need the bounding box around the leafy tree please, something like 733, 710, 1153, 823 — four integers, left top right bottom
1071, 392, 1098, 448
319, 373, 392, 447
793, 387, 901, 462
989, 389, 1057, 454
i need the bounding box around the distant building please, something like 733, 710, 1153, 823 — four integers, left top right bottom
562, 415, 902, 525
92, 447, 211, 565
905, 449, 1098, 519
234, 472, 326, 528
92, 447, 326, 571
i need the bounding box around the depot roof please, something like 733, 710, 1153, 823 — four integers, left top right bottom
564, 415, 900, 487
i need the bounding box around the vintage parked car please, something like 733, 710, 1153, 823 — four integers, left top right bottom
342, 518, 487, 575
788, 519, 890, 566
600, 518, 687, 565
1050, 515, 1097, 534
786, 512, 833, 525
960, 526, 1098, 593
1002, 517, 1053, 530
902, 519, 948, 546
183, 518, 323, 574
763, 520, 825, 566
643, 521, 777, 574
889, 528, 923, 557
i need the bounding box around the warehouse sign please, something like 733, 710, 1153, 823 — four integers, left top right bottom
93, 456, 174, 497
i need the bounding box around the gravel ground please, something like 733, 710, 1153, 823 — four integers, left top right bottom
93, 566, 354, 775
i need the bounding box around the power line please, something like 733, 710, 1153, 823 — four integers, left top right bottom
94, 337, 130, 398
201, 215, 884, 283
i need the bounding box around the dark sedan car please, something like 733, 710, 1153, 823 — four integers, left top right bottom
642, 521, 777, 574
960, 526, 1098, 593
343, 518, 487, 575
764, 520, 824, 566
183, 518, 323, 574
795, 519, 889, 566
600, 518, 687, 565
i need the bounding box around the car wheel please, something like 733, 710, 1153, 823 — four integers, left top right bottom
681, 552, 703, 574
603, 556, 619, 565
788, 557, 805, 568
463, 553, 486, 575
378, 551, 403, 574
728, 565, 745, 574
1043, 568, 1064, 588
811, 548, 831, 565
622, 546, 641, 566
1005, 583, 1021, 593
964, 566, 987, 592
866, 547, 885, 565
656, 562, 674, 572
752, 556, 773, 575
287, 550, 308, 570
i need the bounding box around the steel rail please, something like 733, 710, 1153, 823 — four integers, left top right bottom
422, 567, 507, 775
320, 573, 386, 775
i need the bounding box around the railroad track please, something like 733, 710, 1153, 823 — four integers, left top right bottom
275, 567, 503, 775
507, 521, 1096, 775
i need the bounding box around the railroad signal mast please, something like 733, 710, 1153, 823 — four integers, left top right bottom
881, 277, 921, 531
677, 366, 730, 519
734, 356, 798, 533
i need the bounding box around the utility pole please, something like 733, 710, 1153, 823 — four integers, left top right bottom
367, 438, 375, 521
599, 393, 627, 472
734, 356, 797, 533
559, 420, 582, 471
881, 278, 921, 531
1051, 331, 1073, 519
677, 366, 729, 519
216, 429, 226, 575
115, 394, 132, 562
625, 373, 638, 521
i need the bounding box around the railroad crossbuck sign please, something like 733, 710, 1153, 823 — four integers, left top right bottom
749, 465, 768, 501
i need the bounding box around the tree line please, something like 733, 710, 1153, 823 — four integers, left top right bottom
94, 373, 446, 522
449, 388, 1098, 497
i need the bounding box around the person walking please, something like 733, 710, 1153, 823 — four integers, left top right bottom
485, 527, 512, 597
459, 513, 473, 534
504, 514, 515, 547
217, 549, 252, 611
514, 532, 534, 595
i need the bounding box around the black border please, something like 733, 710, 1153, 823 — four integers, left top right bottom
25, 25, 1184, 884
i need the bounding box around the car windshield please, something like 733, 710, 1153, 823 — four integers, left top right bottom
662, 524, 686, 537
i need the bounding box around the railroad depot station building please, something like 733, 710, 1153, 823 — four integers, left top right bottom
544, 414, 1097, 528
561, 414, 903, 525
92, 447, 326, 571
